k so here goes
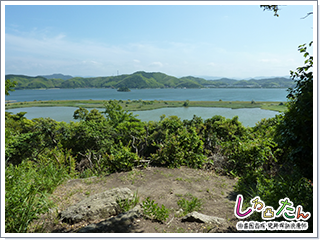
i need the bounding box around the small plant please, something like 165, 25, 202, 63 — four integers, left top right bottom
117, 191, 140, 213
177, 196, 203, 215
142, 197, 169, 223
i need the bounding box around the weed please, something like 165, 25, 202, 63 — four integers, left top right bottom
117, 191, 140, 213
142, 197, 169, 223
121, 170, 144, 184
184, 193, 193, 198
160, 172, 174, 178
220, 182, 227, 188
177, 196, 203, 215
175, 177, 193, 183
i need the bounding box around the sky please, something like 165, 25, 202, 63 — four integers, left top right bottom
3, 2, 315, 79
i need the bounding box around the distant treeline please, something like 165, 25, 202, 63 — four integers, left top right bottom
5, 71, 294, 90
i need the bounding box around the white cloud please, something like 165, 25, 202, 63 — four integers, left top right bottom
149, 62, 163, 68
5, 30, 303, 78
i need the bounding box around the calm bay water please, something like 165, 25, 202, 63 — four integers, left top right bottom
5, 88, 286, 127
5, 88, 288, 102
6, 106, 279, 127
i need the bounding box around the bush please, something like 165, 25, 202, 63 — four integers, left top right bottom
150, 126, 206, 169
103, 144, 141, 174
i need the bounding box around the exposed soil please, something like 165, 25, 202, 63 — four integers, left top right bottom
30, 166, 241, 234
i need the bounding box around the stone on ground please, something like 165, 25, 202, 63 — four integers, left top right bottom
77, 205, 142, 233
59, 187, 133, 224
181, 211, 226, 224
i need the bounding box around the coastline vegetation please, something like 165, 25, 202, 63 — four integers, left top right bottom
5, 99, 287, 112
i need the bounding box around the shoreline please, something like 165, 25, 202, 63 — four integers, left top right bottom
5, 100, 287, 112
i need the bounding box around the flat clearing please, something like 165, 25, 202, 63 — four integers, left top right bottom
30, 166, 240, 234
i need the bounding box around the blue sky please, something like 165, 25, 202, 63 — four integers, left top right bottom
4, 2, 314, 79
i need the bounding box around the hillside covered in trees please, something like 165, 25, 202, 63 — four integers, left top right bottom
5, 71, 294, 90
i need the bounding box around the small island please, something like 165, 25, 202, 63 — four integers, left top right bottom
117, 86, 131, 92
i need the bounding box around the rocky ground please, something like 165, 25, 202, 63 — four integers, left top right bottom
30, 166, 241, 234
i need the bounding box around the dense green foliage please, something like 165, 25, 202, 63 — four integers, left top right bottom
5, 74, 64, 89
275, 42, 313, 180
5, 71, 294, 90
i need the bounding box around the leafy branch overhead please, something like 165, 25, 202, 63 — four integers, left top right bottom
261, 4, 313, 19
5, 79, 17, 95
260, 5, 281, 17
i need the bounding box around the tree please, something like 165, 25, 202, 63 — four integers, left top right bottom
73, 107, 89, 121
276, 42, 313, 179
5, 79, 16, 95
261, 5, 314, 180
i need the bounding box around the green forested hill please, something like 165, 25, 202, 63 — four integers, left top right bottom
5, 71, 294, 89
5, 74, 65, 89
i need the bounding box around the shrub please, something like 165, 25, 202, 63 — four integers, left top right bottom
150, 126, 206, 169
103, 144, 141, 174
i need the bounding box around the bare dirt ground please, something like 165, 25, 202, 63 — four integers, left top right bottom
31, 166, 241, 234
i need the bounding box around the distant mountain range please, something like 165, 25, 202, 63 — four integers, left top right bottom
40, 73, 74, 80
194, 75, 291, 80
5, 71, 294, 90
